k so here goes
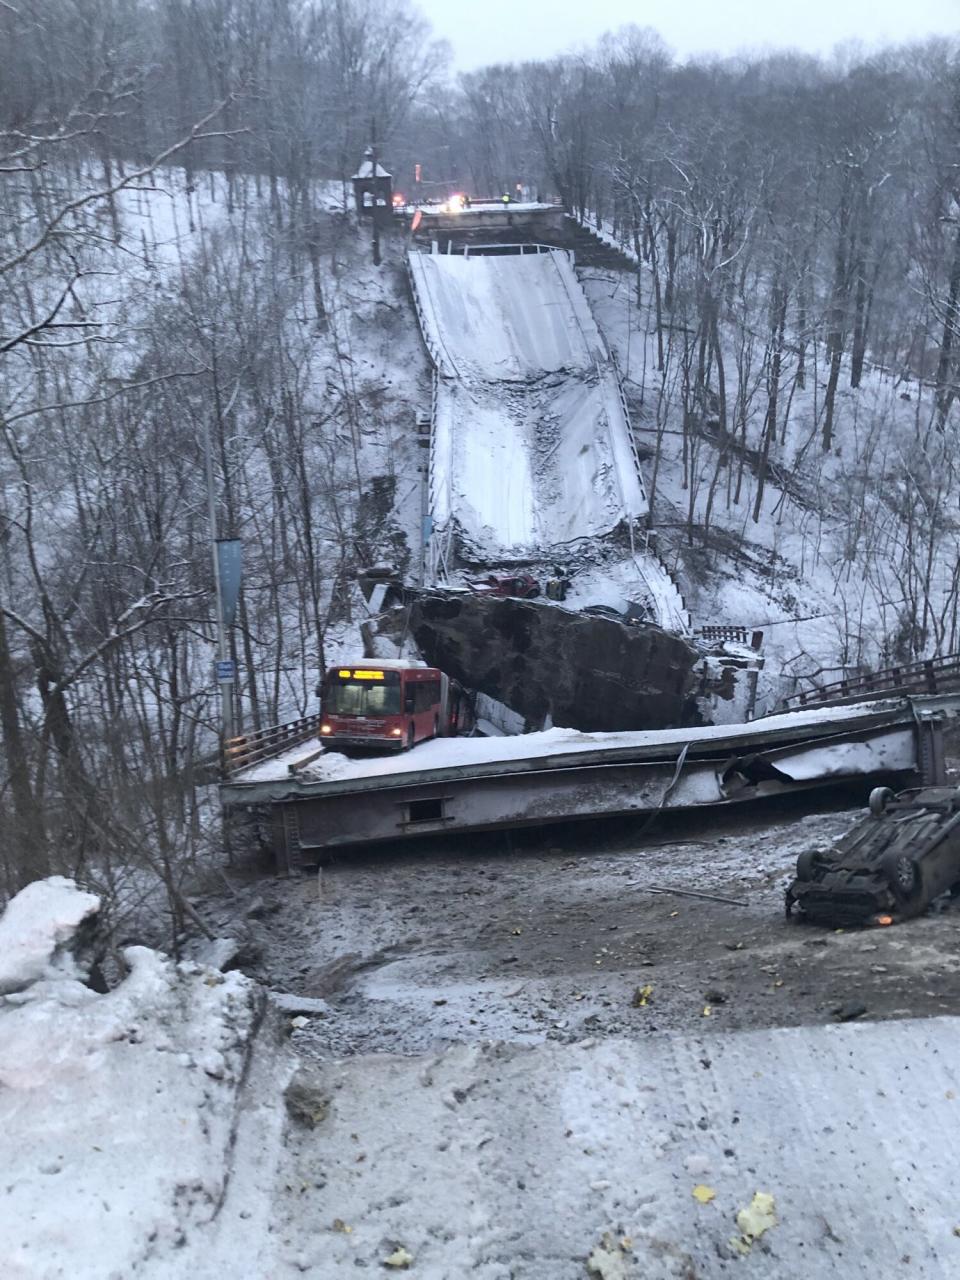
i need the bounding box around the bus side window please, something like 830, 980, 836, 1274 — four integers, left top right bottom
421, 681, 440, 712
403, 684, 416, 714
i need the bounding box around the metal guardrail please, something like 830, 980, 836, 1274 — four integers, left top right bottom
408, 256, 453, 583
222, 713, 323, 776
609, 349, 648, 501
454, 243, 562, 257
784, 654, 960, 709
699, 625, 764, 649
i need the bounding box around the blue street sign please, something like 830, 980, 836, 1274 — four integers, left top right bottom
216, 539, 243, 627
216, 659, 237, 682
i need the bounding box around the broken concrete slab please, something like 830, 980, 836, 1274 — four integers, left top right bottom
407, 592, 699, 732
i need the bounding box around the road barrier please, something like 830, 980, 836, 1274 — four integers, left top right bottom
222, 713, 323, 776
784, 653, 960, 709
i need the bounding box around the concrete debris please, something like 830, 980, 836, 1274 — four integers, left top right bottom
383, 1245, 414, 1268
269, 991, 334, 1017
586, 1232, 631, 1279
284, 1066, 330, 1128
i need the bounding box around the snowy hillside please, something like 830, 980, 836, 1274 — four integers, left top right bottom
580, 264, 960, 711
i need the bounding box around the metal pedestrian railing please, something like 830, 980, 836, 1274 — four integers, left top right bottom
783, 653, 960, 709
222, 713, 323, 776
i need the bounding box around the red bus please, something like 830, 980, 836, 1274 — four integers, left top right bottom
319, 660, 474, 751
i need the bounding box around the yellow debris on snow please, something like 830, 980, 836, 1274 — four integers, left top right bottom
730, 1191, 777, 1253
384, 1246, 414, 1268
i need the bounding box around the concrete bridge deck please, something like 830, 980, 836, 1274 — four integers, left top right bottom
221, 694, 957, 872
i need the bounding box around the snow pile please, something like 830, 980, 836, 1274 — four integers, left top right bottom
0, 876, 100, 995
0, 877, 288, 1279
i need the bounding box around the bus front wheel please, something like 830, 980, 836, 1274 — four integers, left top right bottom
407, 723, 415, 749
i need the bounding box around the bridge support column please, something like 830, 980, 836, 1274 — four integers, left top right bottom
916, 716, 946, 785
274, 805, 303, 877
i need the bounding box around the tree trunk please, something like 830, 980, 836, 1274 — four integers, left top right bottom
0, 610, 48, 887
754, 275, 788, 522
935, 221, 960, 431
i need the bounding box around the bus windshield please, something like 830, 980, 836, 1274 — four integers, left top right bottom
325, 677, 401, 716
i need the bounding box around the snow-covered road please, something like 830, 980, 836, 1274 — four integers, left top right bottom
275, 1019, 960, 1278
409, 249, 647, 560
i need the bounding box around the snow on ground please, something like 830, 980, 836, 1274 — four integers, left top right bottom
219, 801, 960, 1278
578, 265, 950, 705
0, 878, 291, 1280
274, 1020, 960, 1278
0, 876, 99, 995
9, 829, 960, 1277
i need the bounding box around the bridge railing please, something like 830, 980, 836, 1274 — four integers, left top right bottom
699, 625, 764, 649
222, 713, 323, 777
783, 653, 960, 709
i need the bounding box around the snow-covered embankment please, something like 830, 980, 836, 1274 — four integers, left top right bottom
0, 878, 291, 1279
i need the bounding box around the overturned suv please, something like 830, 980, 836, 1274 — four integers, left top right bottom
786, 786, 960, 926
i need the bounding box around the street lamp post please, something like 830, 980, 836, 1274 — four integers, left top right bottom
201, 411, 235, 753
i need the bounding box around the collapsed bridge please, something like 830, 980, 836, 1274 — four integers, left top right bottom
408, 245, 653, 574
221, 693, 957, 871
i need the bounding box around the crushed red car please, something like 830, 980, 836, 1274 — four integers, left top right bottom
467, 573, 541, 599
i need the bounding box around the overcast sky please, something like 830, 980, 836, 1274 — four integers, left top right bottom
416, 0, 959, 70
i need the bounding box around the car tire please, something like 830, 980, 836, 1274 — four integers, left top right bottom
795, 849, 821, 881
869, 786, 895, 817
882, 849, 920, 902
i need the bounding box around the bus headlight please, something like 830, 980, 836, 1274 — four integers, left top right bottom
321, 725, 332, 734
390, 727, 402, 736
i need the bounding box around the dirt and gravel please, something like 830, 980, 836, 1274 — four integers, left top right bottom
200, 792, 960, 1059
143, 792, 960, 1278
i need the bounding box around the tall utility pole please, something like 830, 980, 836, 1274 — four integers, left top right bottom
371, 121, 382, 268
202, 411, 235, 752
